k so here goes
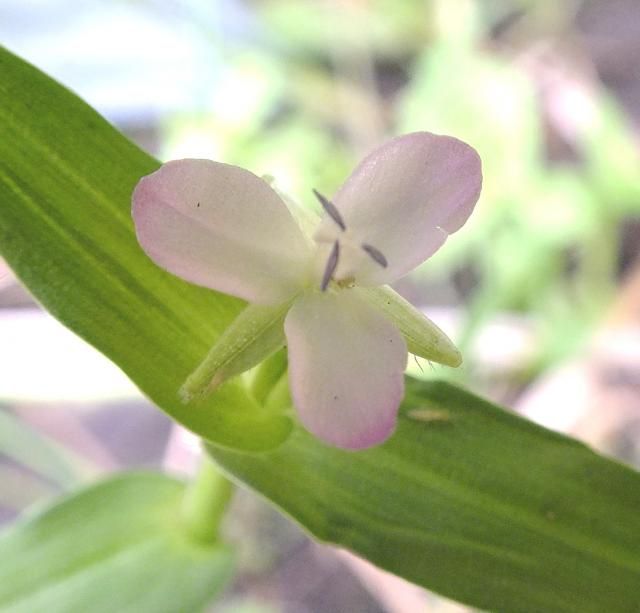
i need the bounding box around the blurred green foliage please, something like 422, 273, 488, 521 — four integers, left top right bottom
161, 0, 640, 384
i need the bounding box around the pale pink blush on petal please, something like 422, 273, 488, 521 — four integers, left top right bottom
284, 290, 407, 450
316, 132, 482, 286
132, 159, 312, 304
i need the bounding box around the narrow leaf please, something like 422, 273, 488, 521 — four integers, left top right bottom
209, 379, 640, 613
0, 46, 291, 451
0, 473, 233, 613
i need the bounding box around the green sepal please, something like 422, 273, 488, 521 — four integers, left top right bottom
180, 299, 295, 402
359, 285, 462, 367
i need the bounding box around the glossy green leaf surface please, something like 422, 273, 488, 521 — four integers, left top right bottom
0, 472, 233, 613
210, 379, 640, 613
0, 46, 292, 451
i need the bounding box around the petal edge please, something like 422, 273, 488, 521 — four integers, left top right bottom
284, 290, 407, 449
319, 132, 482, 285
132, 159, 311, 304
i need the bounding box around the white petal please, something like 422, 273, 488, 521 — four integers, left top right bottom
320, 132, 482, 285
132, 159, 312, 304
284, 290, 407, 449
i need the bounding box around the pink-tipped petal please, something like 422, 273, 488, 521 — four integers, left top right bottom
323, 132, 482, 285
132, 159, 311, 304
284, 290, 407, 450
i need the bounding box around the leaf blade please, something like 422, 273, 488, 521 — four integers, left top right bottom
0, 46, 291, 451
0, 472, 233, 613
209, 379, 640, 613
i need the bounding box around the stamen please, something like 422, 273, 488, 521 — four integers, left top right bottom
321, 241, 340, 291
361, 243, 388, 268
312, 189, 346, 231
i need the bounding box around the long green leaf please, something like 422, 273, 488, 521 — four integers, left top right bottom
0, 472, 233, 613
0, 46, 291, 451
210, 379, 640, 613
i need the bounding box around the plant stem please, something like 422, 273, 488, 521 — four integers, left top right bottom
181, 454, 234, 544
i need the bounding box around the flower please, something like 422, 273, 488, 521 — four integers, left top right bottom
132, 132, 482, 449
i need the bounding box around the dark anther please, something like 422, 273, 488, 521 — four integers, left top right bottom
312, 189, 346, 231
197, 202, 201, 207
321, 241, 340, 291
361, 243, 388, 268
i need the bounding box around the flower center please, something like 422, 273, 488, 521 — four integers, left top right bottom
312, 190, 388, 292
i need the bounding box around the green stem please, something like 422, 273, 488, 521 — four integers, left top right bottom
181, 455, 234, 544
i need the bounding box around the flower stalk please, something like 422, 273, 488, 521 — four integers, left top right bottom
181, 454, 234, 545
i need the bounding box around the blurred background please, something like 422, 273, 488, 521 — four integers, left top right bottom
1, 0, 640, 610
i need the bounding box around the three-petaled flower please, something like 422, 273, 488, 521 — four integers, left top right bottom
132, 132, 482, 449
